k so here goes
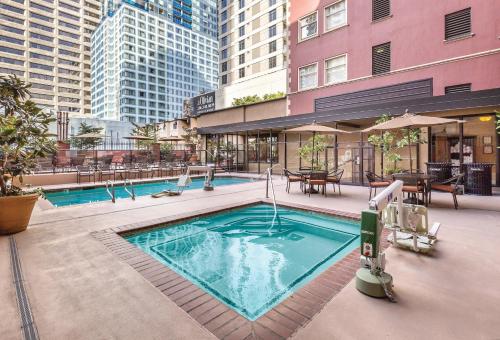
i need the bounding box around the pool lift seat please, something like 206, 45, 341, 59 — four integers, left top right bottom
151, 174, 192, 198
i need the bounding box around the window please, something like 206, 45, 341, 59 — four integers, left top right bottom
239, 0, 245, 9
269, 9, 277, 22
269, 56, 277, 69
325, 0, 347, 31
221, 49, 228, 59
221, 62, 228, 72
221, 36, 228, 47
0, 46, 24, 56
445, 83, 471, 94
239, 11, 245, 23
239, 54, 245, 65
325, 54, 347, 84
372, 42, 390, 75
239, 68, 245, 78
269, 24, 277, 37
372, 0, 390, 21
239, 40, 245, 51
298, 64, 317, 90
0, 56, 24, 66
269, 0, 277, 5
269, 40, 277, 53
239, 26, 245, 37
445, 8, 471, 40
299, 12, 318, 41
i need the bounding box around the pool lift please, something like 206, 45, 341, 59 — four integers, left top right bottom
357, 180, 441, 300
185, 165, 215, 191
151, 165, 214, 197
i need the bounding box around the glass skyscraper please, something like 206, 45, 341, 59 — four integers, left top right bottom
91, 0, 218, 123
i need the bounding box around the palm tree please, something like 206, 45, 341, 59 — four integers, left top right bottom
0, 75, 31, 116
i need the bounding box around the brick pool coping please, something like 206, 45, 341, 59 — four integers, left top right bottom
92, 199, 390, 339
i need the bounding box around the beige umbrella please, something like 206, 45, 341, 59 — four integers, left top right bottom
158, 136, 183, 142
74, 132, 105, 138
123, 135, 154, 140
285, 121, 349, 170
363, 112, 464, 173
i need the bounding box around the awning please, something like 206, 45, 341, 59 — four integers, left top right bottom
198, 88, 500, 134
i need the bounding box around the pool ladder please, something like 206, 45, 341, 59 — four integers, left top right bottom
105, 180, 116, 203
123, 179, 136, 200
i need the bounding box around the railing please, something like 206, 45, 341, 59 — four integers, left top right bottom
123, 179, 135, 200
105, 180, 115, 203
264, 163, 284, 199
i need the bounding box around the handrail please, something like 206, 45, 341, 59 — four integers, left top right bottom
266, 166, 281, 234
123, 179, 136, 200
105, 180, 115, 203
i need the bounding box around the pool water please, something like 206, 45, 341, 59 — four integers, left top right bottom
126, 204, 360, 320
45, 177, 252, 207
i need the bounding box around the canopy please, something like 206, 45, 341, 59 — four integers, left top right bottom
285, 122, 349, 134
123, 135, 154, 141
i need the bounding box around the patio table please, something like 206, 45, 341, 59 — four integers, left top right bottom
299, 170, 328, 194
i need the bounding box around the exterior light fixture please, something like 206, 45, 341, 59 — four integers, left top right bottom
479, 116, 492, 122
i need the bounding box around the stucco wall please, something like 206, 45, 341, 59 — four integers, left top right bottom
288, 0, 500, 115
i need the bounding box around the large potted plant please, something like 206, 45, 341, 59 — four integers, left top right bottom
0, 75, 56, 234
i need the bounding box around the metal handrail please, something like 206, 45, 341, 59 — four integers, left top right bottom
123, 179, 136, 200
105, 180, 115, 203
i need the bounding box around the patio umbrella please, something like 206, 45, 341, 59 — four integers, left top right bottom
158, 136, 183, 142
362, 112, 464, 173
123, 135, 154, 140
285, 121, 349, 170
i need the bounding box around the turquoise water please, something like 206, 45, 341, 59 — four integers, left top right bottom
126, 204, 360, 320
45, 177, 252, 207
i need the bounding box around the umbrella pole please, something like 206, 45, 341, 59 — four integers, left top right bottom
407, 129, 413, 174
311, 132, 315, 171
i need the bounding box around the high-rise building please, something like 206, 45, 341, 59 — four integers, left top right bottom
216, 0, 288, 108
91, 0, 219, 123
0, 0, 102, 115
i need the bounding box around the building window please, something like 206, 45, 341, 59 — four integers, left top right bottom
239, 40, 245, 51
238, 54, 245, 65
239, 68, 245, 78
445, 83, 471, 94
269, 40, 277, 53
325, 54, 347, 84
269, 8, 277, 22
299, 12, 318, 41
221, 23, 227, 34
269, 0, 276, 6
372, 0, 390, 21
222, 62, 228, 72
221, 49, 228, 59
221, 36, 228, 47
325, 0, 347, 31
269, 24, 277, 37
269, 56, 277, 69
239, 0, 245, 9
445, 8, 471, 40
239, 11, 245, 23
239, 26, 245, 37
372, 42, 390, 75
298, 64, 317, 90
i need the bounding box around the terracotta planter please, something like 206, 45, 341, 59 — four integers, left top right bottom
0, 194, 39, 235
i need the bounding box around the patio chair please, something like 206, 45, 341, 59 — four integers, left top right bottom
138, 163, 153, 179
428, 173, 464, 209
283, 169, 304, 193
305, 172, 327, 197
76, 165, 96, 184
124, 163, 141, 180
98, 164, 116, 182
393, 174, 426, 205
365, 171, 391, 200
326, 169, 344, 196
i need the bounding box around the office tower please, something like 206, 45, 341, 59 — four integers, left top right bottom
217, 0, 288, 108
0, 0, 102, 115
91, 0, 219, 123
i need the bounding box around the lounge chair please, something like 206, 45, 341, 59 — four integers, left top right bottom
428, 173, 464, 209
98, 164, 116, 182
151, 175, 192, 198
326, 169, 344, 195
76, 165, 96, 184
283, 169, 304, 193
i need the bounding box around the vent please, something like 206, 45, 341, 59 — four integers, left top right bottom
372, 0, 390, 21
445, 83, 471, 94
372, 42, 391, 75
445, 8, 471, 40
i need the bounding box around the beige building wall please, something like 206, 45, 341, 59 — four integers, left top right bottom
0, 0, 101, 115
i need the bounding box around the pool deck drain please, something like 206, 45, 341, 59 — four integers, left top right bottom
92, 200, 390, 339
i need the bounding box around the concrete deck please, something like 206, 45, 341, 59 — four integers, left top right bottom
1, 175, 499, 339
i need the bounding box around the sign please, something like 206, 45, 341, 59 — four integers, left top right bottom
191, 92, 215, 116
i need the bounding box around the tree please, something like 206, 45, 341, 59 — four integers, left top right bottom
231, 91, 285, 106
0, 76, 56, 196
367, 114, 425, 175
131, 122, 159, 148
298, 135, 330, 171
70, 122, 104, 150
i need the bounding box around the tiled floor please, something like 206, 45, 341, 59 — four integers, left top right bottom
92, 200, 390, 340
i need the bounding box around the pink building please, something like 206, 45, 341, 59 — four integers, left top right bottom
288, 0, 500, 115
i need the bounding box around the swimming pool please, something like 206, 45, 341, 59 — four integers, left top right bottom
125, 204, 360, 320
44, 177, 252, 207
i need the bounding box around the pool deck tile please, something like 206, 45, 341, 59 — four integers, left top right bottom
92, 200, 371, 339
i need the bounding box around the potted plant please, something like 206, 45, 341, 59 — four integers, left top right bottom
0, 75, 56, 234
